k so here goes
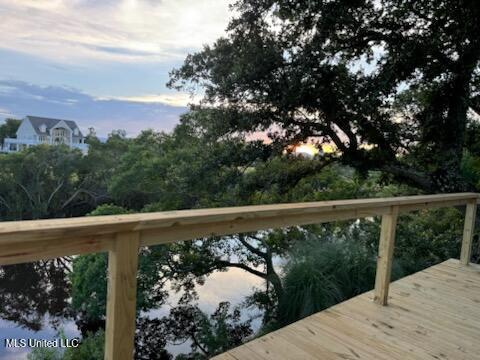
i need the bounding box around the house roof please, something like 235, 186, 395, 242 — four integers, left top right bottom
26, 116, 83, 137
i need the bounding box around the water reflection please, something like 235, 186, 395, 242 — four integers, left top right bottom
0, 262, 264, 359
0, 318, 79, 360
0, 261, 71, 330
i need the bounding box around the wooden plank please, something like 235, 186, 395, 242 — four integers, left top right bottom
397, 197, 477, 213
140, 207, 391, 247
0, 208, 390, 266
0, 234, 113, 266
445, 257, 480, 269
211, 353, 238, 360
242, 333, 318, 360
290, 316, 400, 360
227, 344, 266, 360
217, 259, 480, 360
460, 200, 477, 265
0, 193, 478, 246
1, 193, 477, 266
219, 260, 480, 360
104, 232, 140, 360
337, 297, 477, 359
389, 283, 480, 332
374, 205, 399, 305
308, 310, 428, 360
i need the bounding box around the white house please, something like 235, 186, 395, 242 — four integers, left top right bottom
2, 116, 89, 154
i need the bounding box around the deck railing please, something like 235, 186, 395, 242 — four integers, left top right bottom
0, 193, 478, 360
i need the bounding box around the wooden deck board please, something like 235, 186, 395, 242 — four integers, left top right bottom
213, 259, 480, 360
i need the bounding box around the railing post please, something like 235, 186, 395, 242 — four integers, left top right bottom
374, 205, 399, 306
460, 200, 477, 265
104, 232, 140, 360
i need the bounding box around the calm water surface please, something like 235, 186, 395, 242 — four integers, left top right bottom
0, 267, 264, 359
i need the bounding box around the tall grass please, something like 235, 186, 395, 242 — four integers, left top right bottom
276, 237, 403, 327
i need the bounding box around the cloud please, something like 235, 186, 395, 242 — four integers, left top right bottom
0, 0, 234, 64
0, 80, 188, 136
100, 93, 203, 107
84, 45, 161, 57
0, 107, 12, 118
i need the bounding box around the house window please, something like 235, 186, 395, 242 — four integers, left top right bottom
39, 135, 48, 143
52, 128, 69, 144
9, 144, 17, 151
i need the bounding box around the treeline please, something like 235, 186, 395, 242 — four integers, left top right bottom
2, 0, 480, 358
1, 109, 478, 360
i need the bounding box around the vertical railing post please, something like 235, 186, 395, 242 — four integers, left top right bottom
460, 200, 477, 265
374, 205, 399, 306
104, 232, 140, 360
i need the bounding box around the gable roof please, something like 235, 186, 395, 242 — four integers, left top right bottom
26, 116, 83, 137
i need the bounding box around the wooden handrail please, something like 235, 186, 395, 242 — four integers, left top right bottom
0, 193, 478, 263
0, 192, 478, 360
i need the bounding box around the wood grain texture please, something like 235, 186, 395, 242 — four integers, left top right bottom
104, 232, 140, 360
0, 193, 478, 247
460, 200, 477, 265
0, 234, 113, 266
213, 259, 480, 360
374, 205, 399, 305
0, 194, 478, 358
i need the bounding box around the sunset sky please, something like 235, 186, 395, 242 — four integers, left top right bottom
0, 0, 233, 135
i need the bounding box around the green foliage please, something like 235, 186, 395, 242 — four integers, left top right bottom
169, 0, 480, 193
87, 203, 132, 216
1, 113, 472, 360
70, 205, 166, 333
70, 250, 166, 334
465, 121, 480, 157
0, 260, 70, 331
0, 145, 100, 220
164, 302, 252, 359
461, 150, 480, 189
84, 131, 130, 204
26, 331, 104, 360
108, 116, 269, 210
0, 145, 78, 219
0, 118, 21, 146
27, 347, 64, 360
2, 31, 479, 355
393, 209, 465, 272
276, 237, 403, 327
63, 331, 104, 360
70, 253, 109, 328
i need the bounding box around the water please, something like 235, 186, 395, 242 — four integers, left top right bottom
0, 267, 264, 359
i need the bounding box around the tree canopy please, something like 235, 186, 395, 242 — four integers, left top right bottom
0, 118, 21, 146
3, 2, 480, 358
169, 0, 480, 193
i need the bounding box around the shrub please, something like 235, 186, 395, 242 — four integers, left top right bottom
277, 238, 403, 327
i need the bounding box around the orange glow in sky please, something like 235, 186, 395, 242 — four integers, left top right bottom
294, 143, 320, 157
293, 143, 335, 156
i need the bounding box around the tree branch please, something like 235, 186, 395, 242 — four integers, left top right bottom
381, 164, 434, 192
46, 180, 65, 208
237, 234, 268, 259
470, 95, 480, 116
217, 260, 267, 280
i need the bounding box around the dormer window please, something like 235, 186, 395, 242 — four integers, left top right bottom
39, 124, 47, 133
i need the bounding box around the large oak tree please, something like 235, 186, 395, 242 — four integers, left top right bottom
169, 0, 480, 192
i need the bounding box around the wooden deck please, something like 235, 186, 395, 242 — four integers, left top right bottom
214, 259, 480, 360
1, 193, 477, 360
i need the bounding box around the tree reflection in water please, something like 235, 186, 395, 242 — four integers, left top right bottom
0, 259, 254, 359
0, 260, 71, 331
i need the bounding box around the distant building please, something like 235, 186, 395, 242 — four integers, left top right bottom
1, 116, 88, 154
